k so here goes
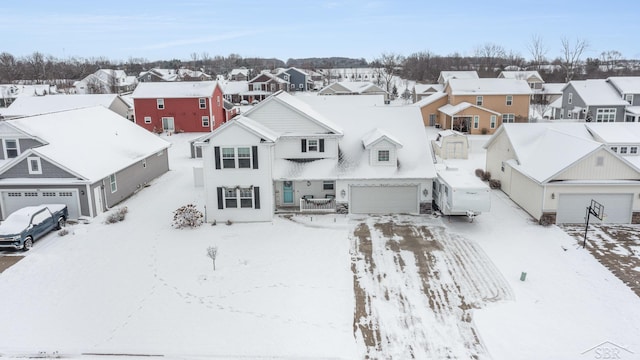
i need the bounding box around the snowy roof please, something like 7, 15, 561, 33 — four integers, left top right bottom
414, 84, 444, 94
438, 71, 479, 83
566, 79, 628, 106
626, 106, 640, 115
0, 94, 124, 117
361, 128, 403, 149
413, 92, 447, 107
220, 81, 248, 95
2, 106, 170, 182
498, 71, 544, 82
584, 123, 640, 144
541, 83, 566, 94
438, 130, 465, 138
549, 96, 563, 108
438, 102, 501, 116
607, 76, 640, 95
290, 95, 436, 180
318, 81, 387, 95
0, 84, 55, 99
447, 78, 533, 95
229, 68, 249, 76
131, 81, 219, 99
487, 123, 606, 183
249, 72, 288, 84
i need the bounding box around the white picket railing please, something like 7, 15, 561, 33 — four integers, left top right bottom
299, 198, 336, 212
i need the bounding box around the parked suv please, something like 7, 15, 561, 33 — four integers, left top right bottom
0, 204, 68, 251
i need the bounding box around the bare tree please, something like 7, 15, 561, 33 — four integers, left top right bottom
372, 52, 403, 92
527, 34, 548, 70
474, 43, 506, 75
600, 50, 623, 72
206, 246, 218, 271
0, 52, 18, 83
561, 37, 589, 82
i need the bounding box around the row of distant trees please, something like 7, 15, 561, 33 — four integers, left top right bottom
1, 35, 638, 87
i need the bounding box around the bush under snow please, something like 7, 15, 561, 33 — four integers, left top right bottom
172, 204, 204, 229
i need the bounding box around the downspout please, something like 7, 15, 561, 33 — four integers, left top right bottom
86, 183, 94, 218
209, 95, 214, 130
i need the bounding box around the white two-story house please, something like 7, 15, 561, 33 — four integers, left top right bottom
197, 91, 435, 222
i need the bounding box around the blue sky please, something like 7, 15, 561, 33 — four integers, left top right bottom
2, 0, 639, 63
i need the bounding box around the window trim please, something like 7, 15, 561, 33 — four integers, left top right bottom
307, 139, 319, 152
202, 116, 210, 127
473, 115, 480, 129
3, 139, 19, 159
144, 116, 152, 124
27, 156, 42, 175
157, 98, 164, 110
323, 181, 335, 190
476, 96, 483, 106
503, 113, 515, 123
596, 108, 616, 122
625, 94, 633, 105
237, 147, 251, 168
199, 98, 207, 109
568, 93, 573, 105
506, 95, 513, 106
490, 115, 497, 129
378, 149, 390, 162
109, 174, 117, 193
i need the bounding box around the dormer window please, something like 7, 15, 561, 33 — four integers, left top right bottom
378, 150, 390, 162
3, 139, 19, 158
301, 139, 324, 153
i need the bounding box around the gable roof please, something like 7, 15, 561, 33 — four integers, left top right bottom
413, 92, 447, 108
606, 76, 640, 95
362, 128, 403, 149
498, 71, 544, 82
318, 81, 387, 95
438, 102, 501, 116
249, 72, 288, 84
438, 71, 479, 84
447, 78, 533, 95
585, 122, 640, 144
565, 79, 628, 106
1, 106, 170, 182
131, 81, 219, 99
414, 84, 444, 94
0, 94, 127, 117
199, 115, 279, 144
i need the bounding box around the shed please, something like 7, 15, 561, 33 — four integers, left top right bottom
431, 130, 469, 159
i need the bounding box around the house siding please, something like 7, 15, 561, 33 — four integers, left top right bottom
509, 168, 544, 220
555, 149, 640, 180
418, 96, 448, 127
1, 157, 76, 178
0, 138, 44, 161
274, 137, 338, 160
450, 94, 530, 121
285, 69, 307, 92
103, 149, 170, 208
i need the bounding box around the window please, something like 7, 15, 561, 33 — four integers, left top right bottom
308, 139, 318, 152
378, 150, 390, 162
631, 147, 638, 154
429, 113, 436, 125
199, 98, 206, 109
299, 84, 304, 89
3, 139, 19, 158
144, 116, 152, 124
323, 181, 335, 190
237, 147, 251, 168
225, 188, 237, 208
110, 174, 117, 193
568, 93, 573, 104
626, 115, 636, 122
476, 96, 483, 106
596, 156, 604, 166
567, 111, 572, 118
473, 115, 479, 129
270, 84, 276, 92
503, 114, 515, 123
620, 147, 628, 154
157, 99, 164, 109
611, 146, 618, 153
217, 96, 221, 107
490, 115, 497, 129
27, 156, 42, 175
239, 188, 253, 208
222, 148, 235, 168
626, 94, 634, 105
290, 83, 295, 89
506, 95, 513, 106
596, 108, 616, 122
202, 116, 209, 127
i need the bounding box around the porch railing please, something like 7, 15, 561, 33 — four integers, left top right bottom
299, 198, 336, 212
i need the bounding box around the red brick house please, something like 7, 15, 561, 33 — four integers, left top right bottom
132, 81, 234, 133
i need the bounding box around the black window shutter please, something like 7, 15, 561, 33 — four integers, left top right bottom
301, 139, 307, 152
214, 146, 221, 169
254, 187, 260, 209
252, 146, 259, 169
319, 139, 325, 152
217, 187, 223, 209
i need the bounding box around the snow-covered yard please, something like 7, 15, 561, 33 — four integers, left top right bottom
0, 130, 639, 359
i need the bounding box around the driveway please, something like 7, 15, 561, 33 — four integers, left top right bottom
351, 215, 513, 359
0, 254, 23, 273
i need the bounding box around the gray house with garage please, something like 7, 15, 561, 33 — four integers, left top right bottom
485, 123, 640, 224
0, 106, 170, 220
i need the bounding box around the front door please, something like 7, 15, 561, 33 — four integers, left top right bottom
162, 117, 175, 132
283, 181, 294, 204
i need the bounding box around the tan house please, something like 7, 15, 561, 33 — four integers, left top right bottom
497, 71, 544, 90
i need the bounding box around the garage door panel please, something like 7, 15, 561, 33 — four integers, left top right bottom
350, 185, 418, 214
557, 193, 632, 224
2, 190, 80, 220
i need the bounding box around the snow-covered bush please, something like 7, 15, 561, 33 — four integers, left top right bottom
475, 168, 485, 178
481, 171, 492, 181
172, 204, 204, 229
105, 206, 128, 224
489, 179, 501, 189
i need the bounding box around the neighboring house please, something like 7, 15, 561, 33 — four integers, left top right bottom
0, 94, 131, 119
606, 77, 640, 122
412, 84, 444, 103
535, 83, 564, 105
131, 81, 230, 133
560, 79, 628, 121
430, 78, 532, 134
0, 84, 57, 108
317, 81, 388, 99
431, 130, 469, 159
221, 81, 249, 104
437, 71, 479, 85
229, 68, 250, 81
137, 68, 212, 83
0, 106, 170, 220
498, 71, 544, 90
74, 69, 137, 94
178, 68, 212, 81
195, 91, 434, 222
246, 72, 289, 102
484, 123, 640, 225
414, 92, 448, 127
277, 67, 313, 92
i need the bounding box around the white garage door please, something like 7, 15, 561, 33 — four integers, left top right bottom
350, 185, 419, 214
556, 193, 633, 224
1, 189, 80, 220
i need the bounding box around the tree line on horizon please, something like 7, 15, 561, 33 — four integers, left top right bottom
1, 36, 638, 86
